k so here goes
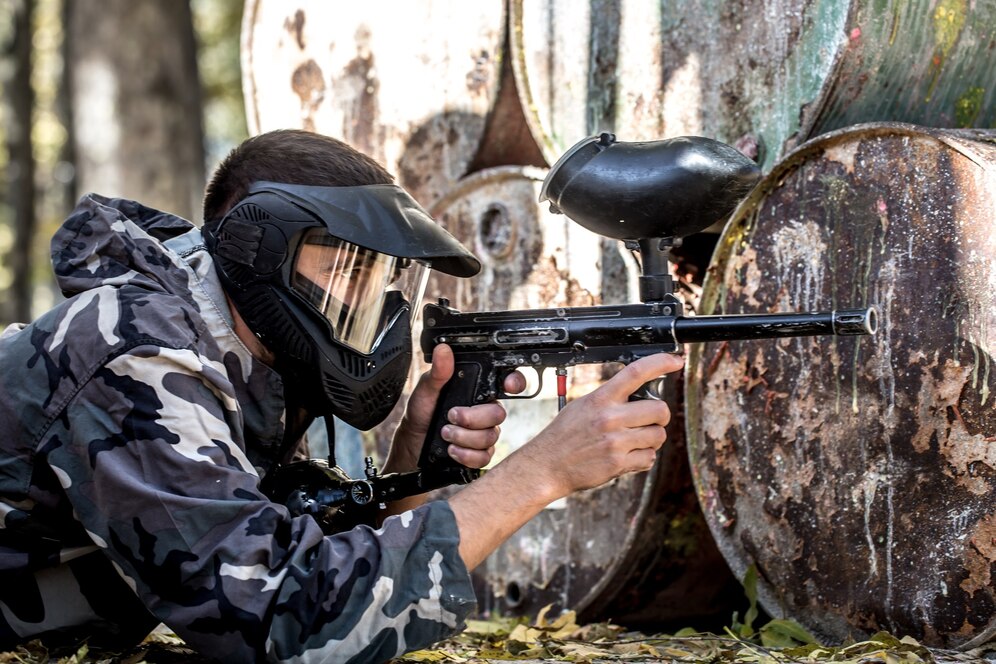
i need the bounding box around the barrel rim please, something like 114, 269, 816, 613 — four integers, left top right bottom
699, 120, 996, 320
508, 0, 563, 166
241, 0, 263, 136
427, 165, 550, 217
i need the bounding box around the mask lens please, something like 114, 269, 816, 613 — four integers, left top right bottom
292, 229, 428, 354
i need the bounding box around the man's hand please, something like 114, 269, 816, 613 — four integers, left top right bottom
449, 351, 684, 570
523, 352, 683, 497
386, 343, 525, 473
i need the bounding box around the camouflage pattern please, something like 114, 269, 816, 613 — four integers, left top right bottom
0, 195, 476, 662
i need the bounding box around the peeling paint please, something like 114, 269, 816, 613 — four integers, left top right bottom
508, 0, 996, 171
824, 141, 859, 173
687, 124, 996, 649
242, 1, 504, 206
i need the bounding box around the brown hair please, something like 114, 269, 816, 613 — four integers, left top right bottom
202, 129, 394, 224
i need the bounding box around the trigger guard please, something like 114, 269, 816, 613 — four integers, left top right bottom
497, 368, 543, 400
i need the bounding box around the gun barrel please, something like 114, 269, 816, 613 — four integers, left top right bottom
673, 307, 877, 343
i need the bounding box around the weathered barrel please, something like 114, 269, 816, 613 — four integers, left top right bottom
511, 0, 996, 169
241, 0, 505, 206
685, 123, 996, 648
424, 167, 742, 626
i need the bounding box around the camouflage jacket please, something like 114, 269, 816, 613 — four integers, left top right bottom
0, 195, 475, 663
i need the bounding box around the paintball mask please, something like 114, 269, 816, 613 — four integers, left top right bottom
205, 181, 479, 430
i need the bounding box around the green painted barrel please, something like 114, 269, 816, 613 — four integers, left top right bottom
686, 123, 996, 648
511, 0, 996, 169
241, 0, 505, 207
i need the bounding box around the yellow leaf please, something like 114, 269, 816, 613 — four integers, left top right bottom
547, 611, 579, 639
462, 618, 518, 636
505, 640, 550, 658
534, 603, 555, 627
556, 642, 613, 661
507, 624, 543, 644
396, 649, 450, 662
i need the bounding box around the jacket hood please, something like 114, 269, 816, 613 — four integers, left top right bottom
52, 194, 199, 298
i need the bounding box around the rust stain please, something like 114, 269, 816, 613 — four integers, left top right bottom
704, 340, 729, 381
910, 356, 971, 453
283, 8, 306, 50
466, 48, 493, 96
336, 25, 381, 160
701, 350, 749, 462
960, 514, 996, 596
729, 245, 763, 308
291, 59, 325, 132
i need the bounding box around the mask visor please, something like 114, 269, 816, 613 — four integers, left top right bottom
292, 229, 428, 354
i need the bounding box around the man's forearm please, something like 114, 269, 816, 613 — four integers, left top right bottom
447, 443, 562, 571
446, 353, 683, 570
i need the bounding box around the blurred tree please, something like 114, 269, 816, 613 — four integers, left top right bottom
1, 0, 36, 323
65, 0, 205, 222
192, 0, 248, 173
0, 0, 244, 326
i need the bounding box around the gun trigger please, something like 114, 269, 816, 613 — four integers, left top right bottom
500, 368, 543, 400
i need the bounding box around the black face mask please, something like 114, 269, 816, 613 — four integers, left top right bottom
272, 286, 415, 430
205, 181, 480, 430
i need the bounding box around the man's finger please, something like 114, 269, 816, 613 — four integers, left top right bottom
598, 353, 684, 402
442, 423, 501, 450
503, 370, 527, 395
611, 399, 671, 429
447, 402, 507, 429
447, 444, 495, 469
424, 343, 455, 392
623, 446, 660, 474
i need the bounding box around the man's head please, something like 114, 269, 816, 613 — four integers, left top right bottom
202, 129, 394, 225
201, 130, 478, 429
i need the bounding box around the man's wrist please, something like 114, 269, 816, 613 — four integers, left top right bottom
491, 439, 567, 509
384, 418, 422, 472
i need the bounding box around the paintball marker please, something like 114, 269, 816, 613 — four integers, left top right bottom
266, 133, 878, 533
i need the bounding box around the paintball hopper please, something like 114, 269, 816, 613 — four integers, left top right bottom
539, 133, 762, 240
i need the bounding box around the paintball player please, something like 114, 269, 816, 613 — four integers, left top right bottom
0, 130, 680, 662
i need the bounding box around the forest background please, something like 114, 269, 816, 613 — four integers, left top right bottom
0, 0, 247, 327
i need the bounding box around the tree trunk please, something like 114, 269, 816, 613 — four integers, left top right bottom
2, 0, 37, 324
65, 0, 205, 223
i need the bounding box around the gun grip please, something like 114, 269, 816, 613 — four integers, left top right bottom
418, 362, 483, 482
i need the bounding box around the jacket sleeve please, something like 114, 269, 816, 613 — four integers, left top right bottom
44, 344, 476, 663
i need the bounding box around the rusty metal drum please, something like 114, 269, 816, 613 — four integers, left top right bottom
425, 167, 742, 626
686, 123, 996, 648
510, 0, 996, 169
241, 0, 505, 206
